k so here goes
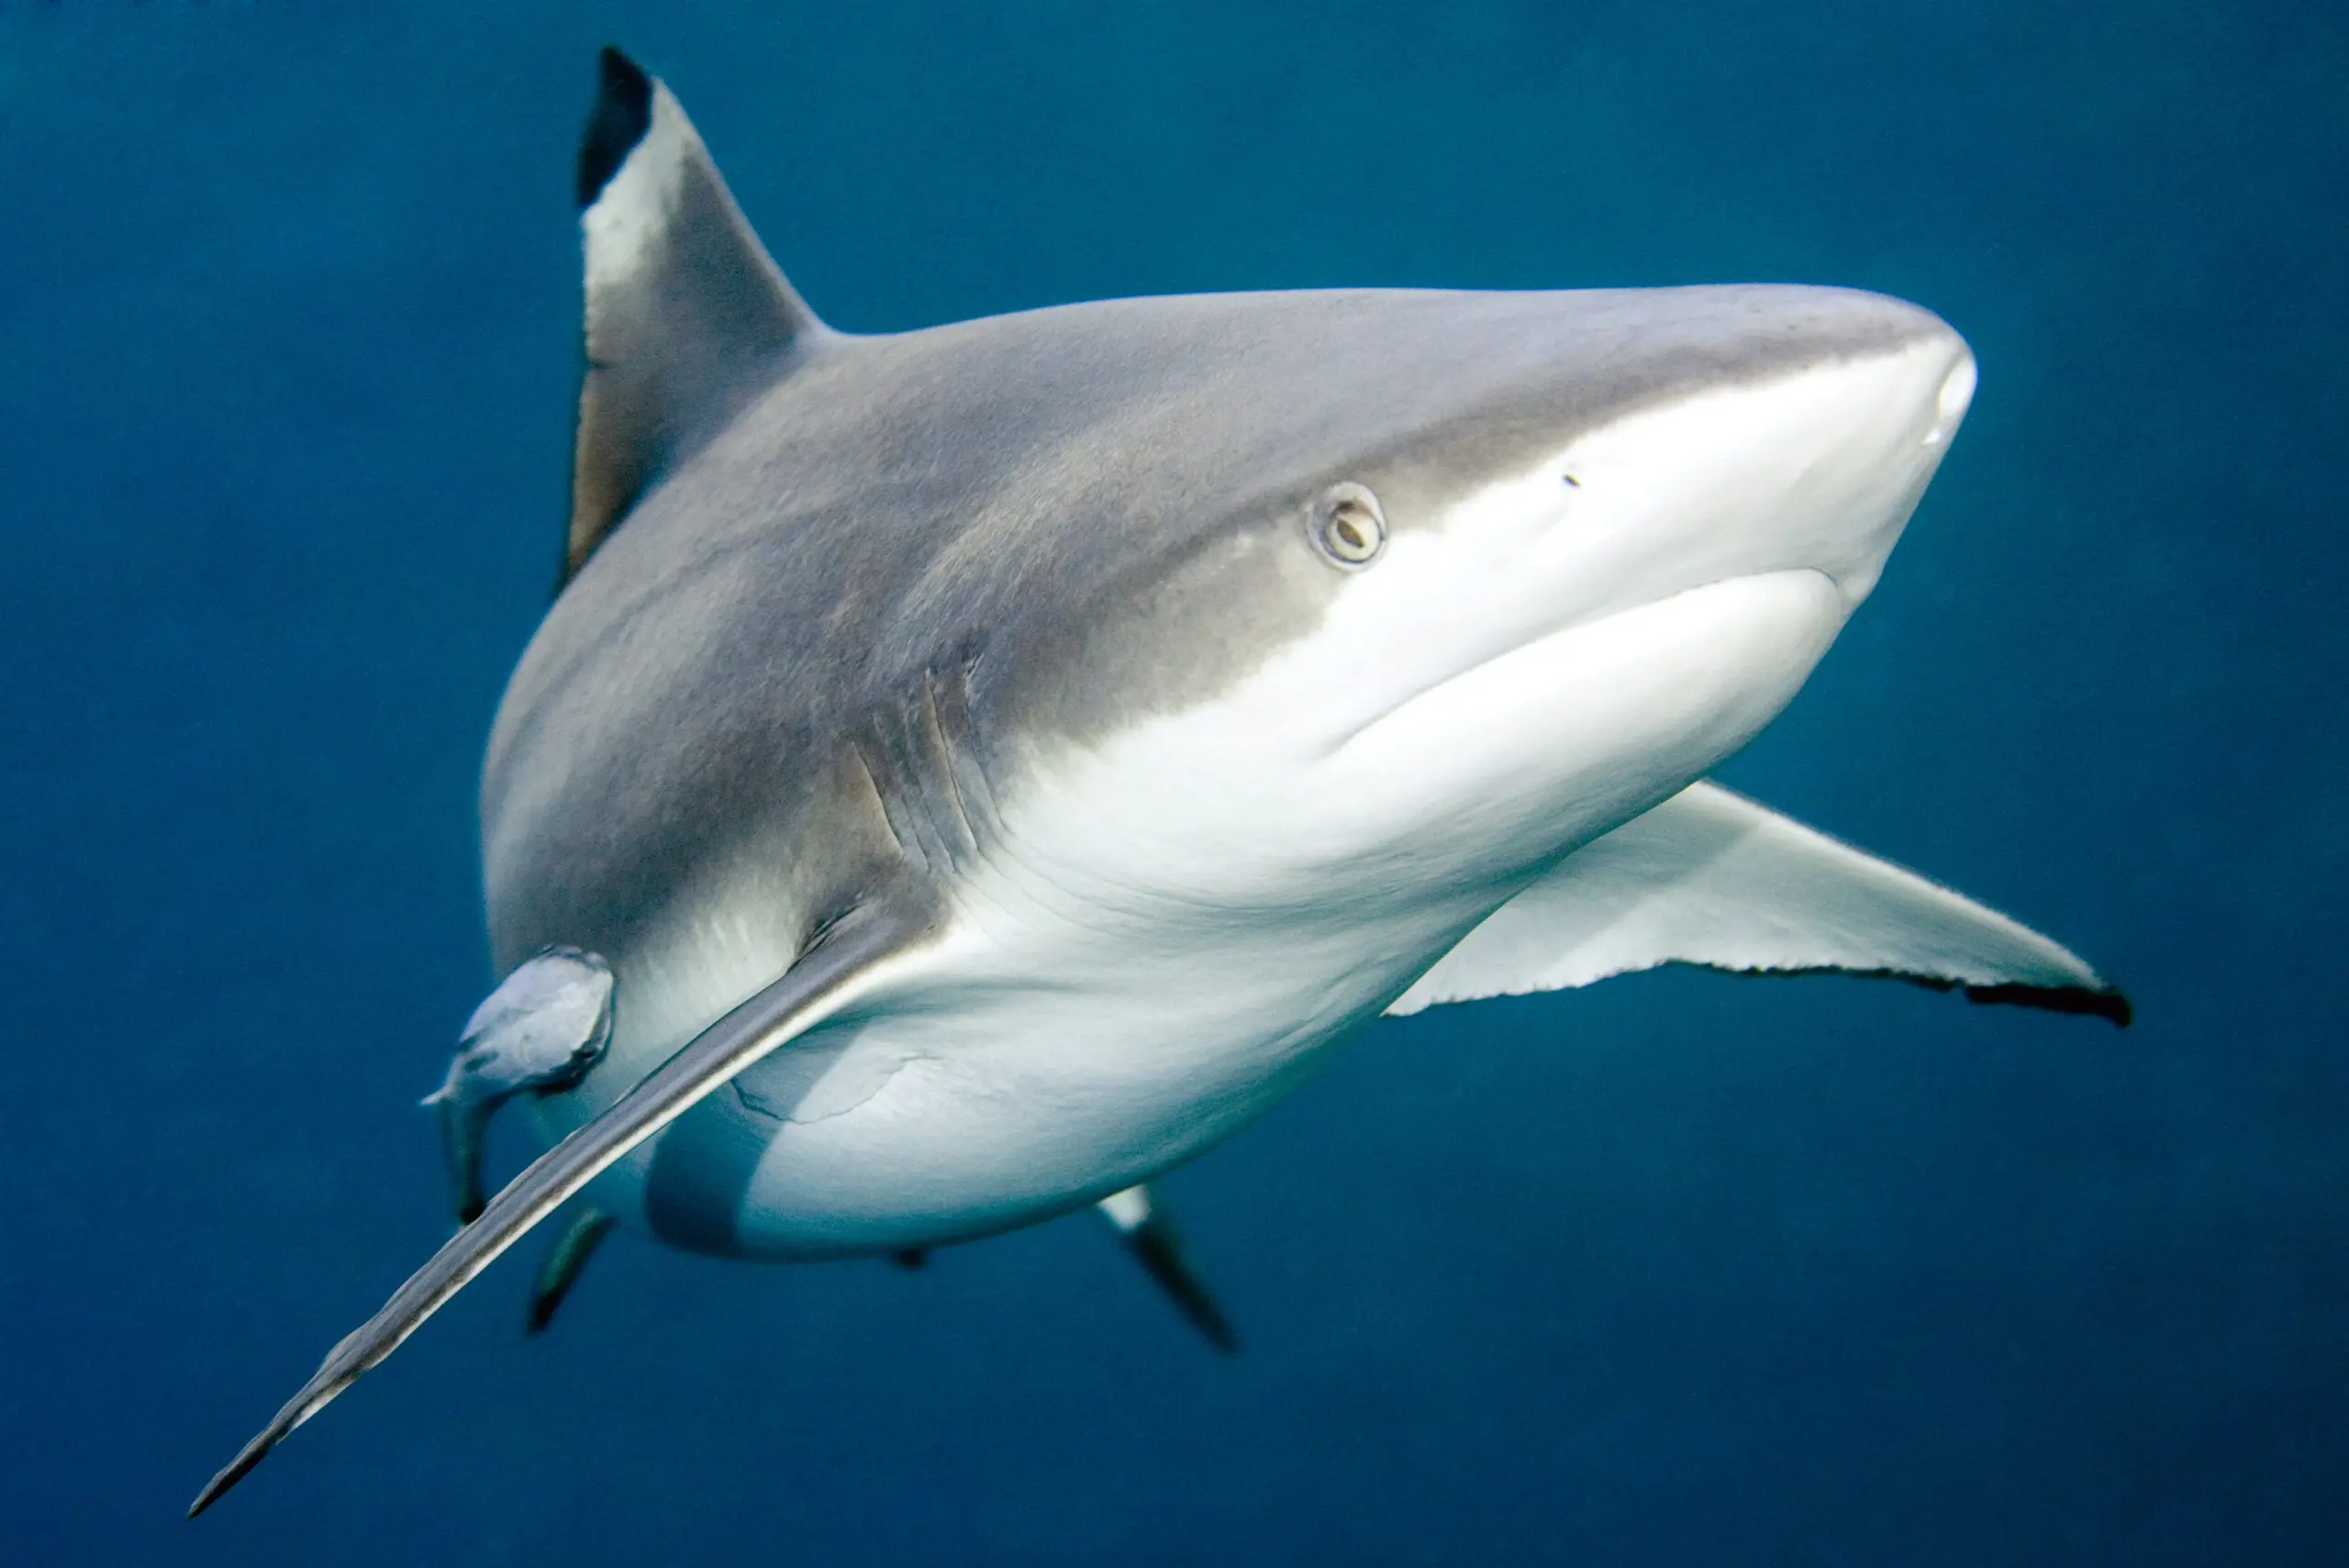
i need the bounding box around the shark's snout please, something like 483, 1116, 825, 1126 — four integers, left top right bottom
1275, 298, 1980, 865
1508, 304, 1976, 629
1699, 312, 1973, 613
1925, 350, 1978, 450
1258, 298, 1978, 775
1815, 324, 1975, 606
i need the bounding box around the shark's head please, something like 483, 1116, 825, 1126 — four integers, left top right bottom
976, 285, 1974, 948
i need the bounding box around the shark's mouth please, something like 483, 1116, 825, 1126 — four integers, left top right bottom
1334, 567, 1845, 759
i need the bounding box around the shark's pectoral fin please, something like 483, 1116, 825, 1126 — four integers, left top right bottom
564, 48, 829, 585
1389, 781, 2128, 1025
1097, 1186, 1240, 1353
188, 899, 930, 1518
526, 1206, 618, 1336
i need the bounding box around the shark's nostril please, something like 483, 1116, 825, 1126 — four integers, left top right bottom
1925, 356, 1976, 448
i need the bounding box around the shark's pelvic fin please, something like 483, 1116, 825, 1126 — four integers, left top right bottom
425, 947, 616, 1224
188, 897, 928, 1518
1389, 782, 2129, 1025
565, 47, 829, 585
526, 1206, 618, 1336
1097, 1185, 1241, 1353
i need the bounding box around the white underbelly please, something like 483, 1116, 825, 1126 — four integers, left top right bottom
576, 926, 1417, 1260
733, 1005, 1340, 1256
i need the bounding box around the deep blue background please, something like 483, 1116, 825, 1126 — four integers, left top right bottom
4, 3, 2343, 1562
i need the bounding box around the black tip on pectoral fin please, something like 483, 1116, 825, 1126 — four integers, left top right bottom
1963, 981, 2133, 1029
1853, 969, 2132, 1029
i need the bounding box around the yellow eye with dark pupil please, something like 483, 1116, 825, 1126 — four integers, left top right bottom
1308, 482, 1387, 567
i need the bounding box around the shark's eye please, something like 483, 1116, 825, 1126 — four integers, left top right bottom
1308, 482, 1387, 568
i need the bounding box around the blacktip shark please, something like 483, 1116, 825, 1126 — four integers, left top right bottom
190, 48, 2126, 1516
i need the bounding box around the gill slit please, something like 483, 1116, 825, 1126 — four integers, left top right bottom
919, 667, 983, 863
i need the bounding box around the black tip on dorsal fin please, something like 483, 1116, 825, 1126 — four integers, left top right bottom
562, 48, 828, 590
577, 48, 654, 209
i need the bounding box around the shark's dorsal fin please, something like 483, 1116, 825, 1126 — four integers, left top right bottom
1389, 782, 2129, 1025
564, 47, 829, 586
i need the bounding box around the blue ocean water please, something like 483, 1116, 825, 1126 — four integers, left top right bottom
3, 2, 2343, 1562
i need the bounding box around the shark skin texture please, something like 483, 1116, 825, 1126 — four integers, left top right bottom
188, 47, 2122, 1518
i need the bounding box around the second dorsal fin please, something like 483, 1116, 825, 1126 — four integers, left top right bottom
563, 47, 829, 585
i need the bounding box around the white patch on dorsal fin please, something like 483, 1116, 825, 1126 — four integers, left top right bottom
563, 47, 829, 585
1389, 782, 2129, 1025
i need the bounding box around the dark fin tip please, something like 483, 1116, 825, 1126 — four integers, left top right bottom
527, 1209, 618, 1336
1129, 1224, 1241, 1354
188, 1436, 273, 1519
1965, 982, 2134, 1029
891, 1248, 930, 1270
1719, 965, 2132, 1029
577, 47, 655, 208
